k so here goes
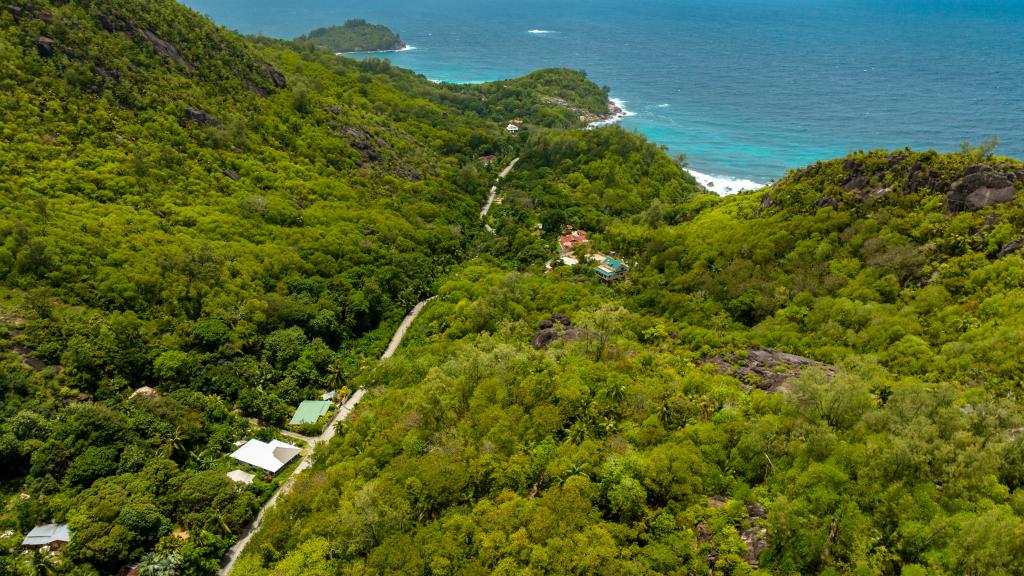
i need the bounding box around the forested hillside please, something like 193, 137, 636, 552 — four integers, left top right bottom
5, 0, 1024, 575
0, 0, 605, 573
238, 140, 1024, 576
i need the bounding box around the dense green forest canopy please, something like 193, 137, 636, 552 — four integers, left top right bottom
472, 69, 613, 128
297, 19, 405, 53
0, 0, 607, 573
4, 0, 1024, 575
335, 64, 614, 130
239, 142, 1024, 576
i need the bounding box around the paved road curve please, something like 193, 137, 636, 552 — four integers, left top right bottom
218, 299, 433, 575
480, 157, 519, 218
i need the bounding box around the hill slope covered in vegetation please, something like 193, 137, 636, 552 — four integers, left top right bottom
297, 19, 405, 53
0, 0, 609, 573
237, 140, 1024, 576
4, 0, 1024, 575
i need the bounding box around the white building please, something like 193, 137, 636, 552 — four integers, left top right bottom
229, 439, 301, 474
506, 124, 519, 134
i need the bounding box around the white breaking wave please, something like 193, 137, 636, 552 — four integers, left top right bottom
427, 77, 488, 85
587, 98, 637, 128
686, 169, 765, 196
528, 29, 557, 34
656, 103, 670, 108
336, 45, 417, 56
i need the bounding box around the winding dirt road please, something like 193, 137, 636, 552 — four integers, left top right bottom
480, 157, 519, 218
219, 299, 433, 575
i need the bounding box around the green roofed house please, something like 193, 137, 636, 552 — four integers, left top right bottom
289, 400, 332, 426
594, 255, 629, 281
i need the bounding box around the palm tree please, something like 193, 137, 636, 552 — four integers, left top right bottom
17, 548, 63, 576
326, 358, 347, 392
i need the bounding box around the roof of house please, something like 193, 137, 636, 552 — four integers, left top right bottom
289, 400, 332, 426
558, 230, 589, 251
22, 523, 70, 547
229, 439, 301, 474
506, 124, 519, 131
596, 256, 628, 278
321, 390, 338, 401
226, 469, 256, 484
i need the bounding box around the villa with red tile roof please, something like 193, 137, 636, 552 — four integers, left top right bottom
558, 228, 589, 253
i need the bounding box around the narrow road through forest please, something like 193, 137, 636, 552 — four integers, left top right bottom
218, 298, 434, 575
221, 154, 509, 575
480, 157, 519, 218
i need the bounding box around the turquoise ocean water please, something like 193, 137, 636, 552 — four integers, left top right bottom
182, 0, 1024, 190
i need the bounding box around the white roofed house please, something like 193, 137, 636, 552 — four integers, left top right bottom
22, 523, 71, 550
229, 439, 301, 474
506, 123, 520, 134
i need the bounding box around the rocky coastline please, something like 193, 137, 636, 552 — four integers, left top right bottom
585, 99, 632, 128
337, 39, 408, 54
538, 95, 629, 127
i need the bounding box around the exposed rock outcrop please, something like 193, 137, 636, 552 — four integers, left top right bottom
697, 499, 769, 570
531, 314, 578, 350
843, 175, 869, 192
813, 197, 838, 210
841, 158, 869, 192
906, 159, 944, 194
96, 12, 131, 33
538, 95, 622, 125
8, 4, 52, 25
33, 36, 54, 57
344, 126, 387, 165
245, 80, 269, 98
701, 348, 837, 393
93, 12, 195, 71
948, 165, 1020, 212
741, 503, 769, 568
342, 126, 423, 181
264, 64, 287, 88
139, 28, 195, 71
6, 4, 24, 23
755, 190, 773, 215
999, 238, 1024, 259
93, 65, 121, 81
182, 107, 218, 126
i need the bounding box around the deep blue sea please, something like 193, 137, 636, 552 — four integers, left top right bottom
182, 0, 1024, 192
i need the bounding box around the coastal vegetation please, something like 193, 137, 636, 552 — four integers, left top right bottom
0, 0, 597, 573
3, 0, 1024, 575
472, 69, 613, 128
297, 19, 405, 53
237, 133, 1024, 576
